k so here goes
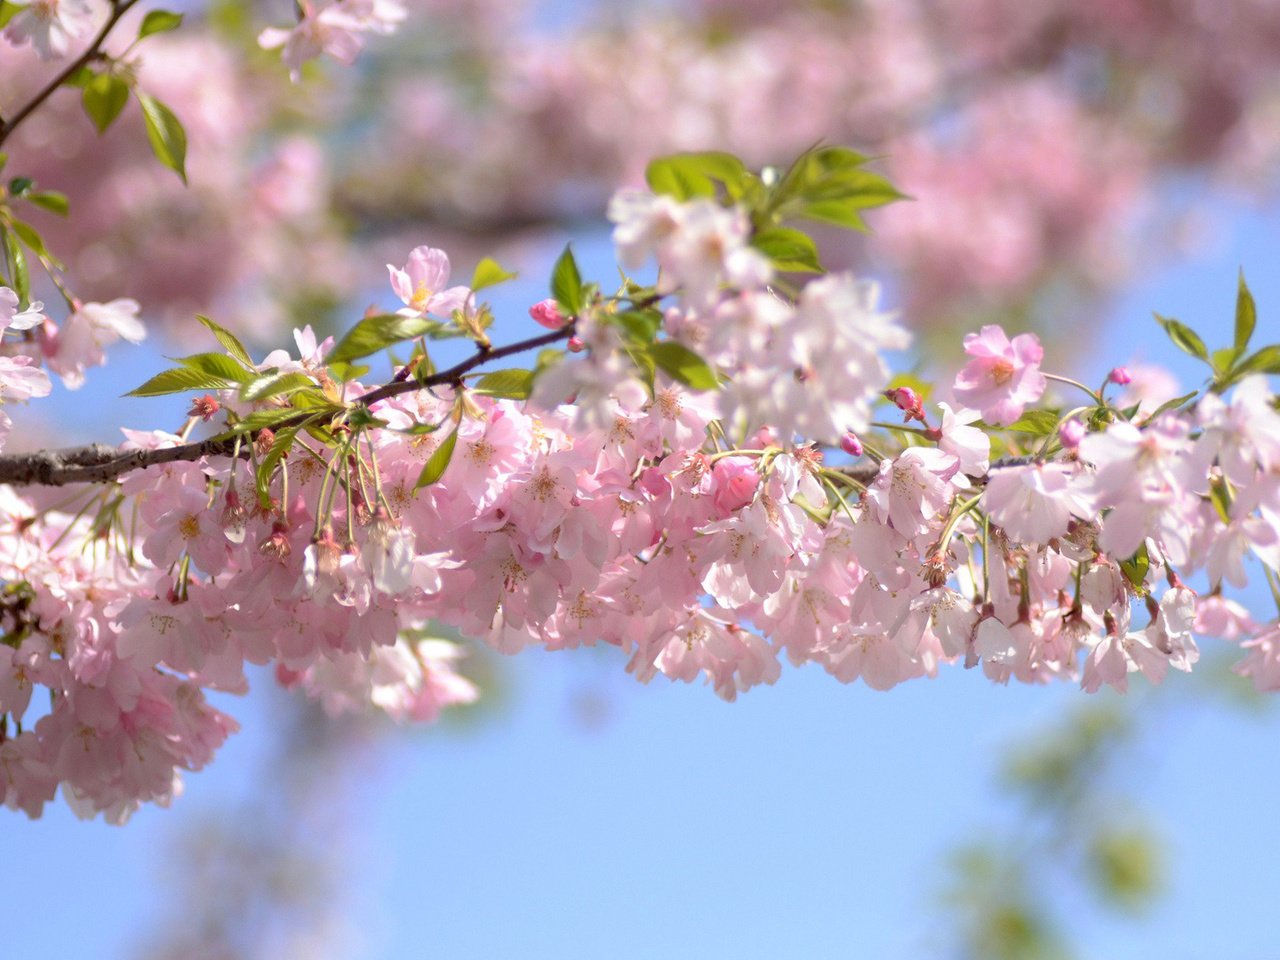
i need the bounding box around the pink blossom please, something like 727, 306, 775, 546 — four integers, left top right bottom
0, 288, 45, 332
2, 0, 94, 60
953, 324, 1046, 426
387, 246, 470, 318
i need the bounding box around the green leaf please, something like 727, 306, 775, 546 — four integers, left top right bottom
231, 407, 305, 433
472, 368, 534, 399
611, 308, 663, 345
1119, 543, 1150, 591
470, 257, 517, 292
8, 219, 58, 265
138, 9, 183, 37
795, 199, 869, 232
196, 314, 254, 367
751, 226, 823, 273
255, 425, 299, 508
1004, 410, 1061, 435
1233, 345, 1280, 377
27, 191, 69, 216
327, 360, 371, 382
241, 371, 315, 402
6, 176, 32, 197
415, 428, 458, 488
1235, 268, 1257, 357
551, 244, 584, 317
177, 352, 253, 383
135, 92, 187, 184
125, 367, 235, 397
2, 229, 29, 303
649, 341, 719, 391
645, 151, 751, 202
1140, 390, 1200, 422
328, 314, 435, 365
82, 73, 130, 134
0, 2, 16, 28
1154, 313, 1209, 362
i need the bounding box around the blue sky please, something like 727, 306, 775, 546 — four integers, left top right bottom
3, 195, 1280, 958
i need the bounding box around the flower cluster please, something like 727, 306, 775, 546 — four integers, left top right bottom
2, 149, 1279, 824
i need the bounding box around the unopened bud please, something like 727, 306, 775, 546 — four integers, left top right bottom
529, 298, 570, 329
1058, 418, 1085, 449
1107, 366, 1132, 386
840, 432, 864, 457
885, 386, 924, 421
567, 335, 586, 353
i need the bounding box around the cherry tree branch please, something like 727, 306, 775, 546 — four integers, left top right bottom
0, 325, 574, 487
0, 0, 140, 147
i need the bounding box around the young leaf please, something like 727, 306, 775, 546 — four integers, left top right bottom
1004, 410, 1061, 435
645, 151, 751, 202
177, 352, 253, 383
1235, 268, 1257, 357
472, 368, 534, 399
1154, 313, 1209, 362
135, 92, 187, 184
470, 257, 517, 292
27, 191, 69, 216
611, 308, 663, 345
255, 425, 299, 508
125, 367, 235, 397
649, 341, 719, 391
328, 314, 435, 364
231, 407, 306, 433
1233, 345, 1280, 377
2, 229, 29, 302
82, 73, 130, 134
415, 428, 458, 488
196, 314, 254, 367
751, 226, 823, 273
1119, 543, 1150, 591
551, 245, 584, 317
241, 371, 315, 402
138, 9, 183, 37
9, 219, 58, 265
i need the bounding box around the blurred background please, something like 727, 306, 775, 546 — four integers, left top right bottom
3, 0, 1280, 956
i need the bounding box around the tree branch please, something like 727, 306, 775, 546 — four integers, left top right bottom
0, 326, 574, 487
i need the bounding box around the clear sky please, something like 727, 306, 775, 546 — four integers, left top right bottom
3, 196, 1279, 959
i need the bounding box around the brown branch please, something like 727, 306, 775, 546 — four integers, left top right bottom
0, 325, 574, 487
0, 0, 140, 148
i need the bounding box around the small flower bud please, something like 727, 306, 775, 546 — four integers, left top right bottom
1058, 417, 1085, 449
567, 335, 586, 353
529, 298, 569, 329
1108, 366, 1132, 386
885, 386, 924, 422
840, 432, 864, 457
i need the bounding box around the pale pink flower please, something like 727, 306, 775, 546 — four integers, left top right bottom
259, 0, 404, 81
386, 245, 470, 318
0, 288, 45, 332
953, 324, 1046, 426
981, 462, 1092, 545
0, 355, 52, 403
43, 299, 146, 389
935, 402, 989, 475
2, 0, 94, 60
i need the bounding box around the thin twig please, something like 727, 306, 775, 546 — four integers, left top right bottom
0, 325, 573, 487
0, 0, 140, 147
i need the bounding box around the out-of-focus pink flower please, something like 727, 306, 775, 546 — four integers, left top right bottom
2, 0, 94, 60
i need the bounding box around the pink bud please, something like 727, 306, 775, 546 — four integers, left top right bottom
1059, 418, 1085, 449
567, 335, 586, 353
1108, 366, 1132, 386
529, 298, 569, 329
840, 432, 864, 457
885, 386, 924, 421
